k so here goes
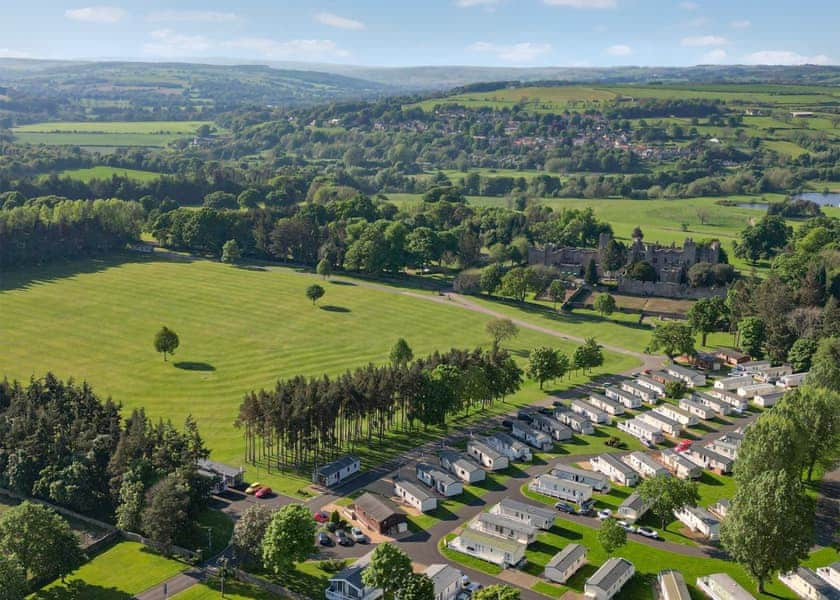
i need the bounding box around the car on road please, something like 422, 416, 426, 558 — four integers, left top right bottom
636, 526, 661, 540
254, 486, 273, 498
244, 482, 262, 494
617, 520, 637, 533
675, 440, 692, 452
350, 527, 369, 543
336, 530, 354, 546
313, 511, 329, 523
318, 532, 333, 546
597, 509, 613, 520
555, 501, 576, 514
501, 419, 513, 428
641, 438, 654, 449
516, 410, 533, 422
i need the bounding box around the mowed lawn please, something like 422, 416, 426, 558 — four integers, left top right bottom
32, 541, 185, 599
0, 255, 640, 495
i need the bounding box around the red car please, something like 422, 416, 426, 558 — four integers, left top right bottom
313, 511, 329, 523
675, 440, 692, 452
254, 487, 273, 498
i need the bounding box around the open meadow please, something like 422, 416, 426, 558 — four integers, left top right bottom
12, 120, 217, 148
0, 254, 640, 495
47, 166, 163, 183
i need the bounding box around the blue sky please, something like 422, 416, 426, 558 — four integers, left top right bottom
0, 1, 836, 67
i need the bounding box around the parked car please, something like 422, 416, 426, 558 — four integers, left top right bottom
617, 520, 637, 533
597, 509, 613, 520
350, 527, 369, 543
636, 526, 660, 540
254, 487, 272, 498
336, 530, 354, 546
641, 438, 653, 449
244, 482, 262, 494
501, 419, 513, 429
675, 440, 692, 452
516, 410, 533, 422
538, 407, 553, 415
313, 511, 329, 523
555, 501, 576, 514
317, 532, 333, 547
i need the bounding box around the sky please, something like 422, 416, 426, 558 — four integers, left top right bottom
0, 1, 836, 68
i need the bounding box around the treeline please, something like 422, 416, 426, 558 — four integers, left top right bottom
605, 98, 723, 119
0, 374, 208, 521
0, 197, 143, 268
235, 346, 522, 470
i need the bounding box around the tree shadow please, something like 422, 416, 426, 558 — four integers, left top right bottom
329, 280, 356, 286
174, 361, 215, 371
30, 580, 133, 600
235, 265, 266, 272
320, 305, 351, 313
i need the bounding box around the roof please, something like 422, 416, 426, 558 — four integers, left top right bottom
196, 459, 242, 478
587, 557, 634, 591
490, 431, 527, 450
681, 505, 719, 526
691, 446, 733, 465
395, 479, 433, 501
694, 391, 724, 405
589, 393, 621, 408
531, 413, 567, 430
640, 411, 680, 429
623, 417, 661, 434
330, 550, 376, 590
714, 347, 749, 360
469, 438, 503, 460
476, 512, 537, 535
620, 491, 649, 513
416, 463, 458, 487
424, 564, 461, 594
699, 574, 754, 600
457, 527, 525, 554
498, 498, 557, 521
637, 375, 666, 388
317, 455, 359, 478
439, 450, 482, 473
659, 570, 691, 600
622, 381, 654, 395
628, 451, 666, 472
667, 364, 702, 378
354, 492, 404, 522
546, 543, 586, 572
787, 567, 836, 596
553, 464, 608, 483
660, 449, 699, 470
596, 453, 635, 476
536, 474, 592, 494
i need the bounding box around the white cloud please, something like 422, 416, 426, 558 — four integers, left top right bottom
0, 48, 32, 58
143, 29, 211, 56
455, 0, 501, 7
743, 50, 833, 65
730, 19, 751, 29
468, 41, 552, 62
146, 11, 240, 23
543, 0, 617, 9
681, 35, 727, 46
605, 44, 632, 56
65, 6, 126, 24
702, 49, 727, 63
679, 1, 699, 9
314, 12, 365, 30
225, 38, 350, 60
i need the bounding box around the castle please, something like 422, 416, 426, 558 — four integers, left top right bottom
528, 233, 721, 286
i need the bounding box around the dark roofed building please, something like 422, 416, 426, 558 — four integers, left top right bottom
196, 458, 244, 493
316, 455, 360, 487
353, 492, 407, 536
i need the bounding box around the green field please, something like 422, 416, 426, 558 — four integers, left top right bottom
47, 166, 163, 183
12, 120, 217, 148
172, 578, 275, 600
33, 541, 185, 599
0, 255, 639, 496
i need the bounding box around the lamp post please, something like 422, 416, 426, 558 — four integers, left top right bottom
219, 557, 229, 598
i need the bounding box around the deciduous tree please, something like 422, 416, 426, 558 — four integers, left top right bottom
649, 322, 694, 358
316, 258, 332, 279
390, 338, 414, 366
232, 504, 274, 566
472, 585, 520, 600
594, 293, 616, 318
154, 326, 180, 362
261, 504, 316, 575
221, 239, 241, 263
528, 347, 568, 390
807, 337, 840, 390
486, 318, 519, 350
0, 555, 26, 600
687, 296, 727, 346
597, 518, 627, 554
306, 284, 325, 305
637, 475, 700, 529
362, 543, 413, 600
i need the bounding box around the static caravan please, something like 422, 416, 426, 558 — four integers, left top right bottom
679, 397, 716, 420
674, 505, 720, 541
325, 553, 383, 600
657, 570, 691, 600
816, 562, 840, 591
714, 348, 751, 367
492, 498, 556, 530
658, 449, 702, 480
605, 386, 642, 409
777, 372, 808, 389
424, 564, 462, 600
620, 380, 660, 405
439, 450, 485, 484
708, 498, 730, 520
654, 404, 699, 427
665, 364, 707, 388
638, 411, 682, 437
622, 451, 669, 479
692, 392, 730, 416
316, 455, 361, 488
545, 543, 587, 584
636, 375, 667, 397
529, 474, 594, 508
470, 511, 537, 544
591, 454, 639, 487
736, 383, 776, 399
585, 558, 635, 600
511, 421, 554, 451
706, 433, 742, 461
779, 568, 837, 600
753, 364, 794, 382
416, 462, 463, 497
697, 573, 755, 600
618, 417, 664, 444
552, 464, 611, 492
449, 528, 526, 568
651, 370, 682, 386
618, 491, 651, 522
588, 393, 625, 416
734, 360, 772, 375
531, 413, 573, 442
686, 446, 733, 474
466, 439, 509, 471
394, 479, 437, 513
557, 408, 596, 434
571, 399, 610, 424
714, 375, 753, 392
710, 390, 748, 412
487, 432, 532, 462
753, 390, 784, 408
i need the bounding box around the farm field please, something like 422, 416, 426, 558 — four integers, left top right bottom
0, 255, 640, 496
32, 541, 186, 599
49, 166, 163, 182
12, 120, 217, 148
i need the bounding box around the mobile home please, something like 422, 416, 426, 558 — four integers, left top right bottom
585, 558, 635, 600
679, 397, 716, 420
591, 454, 639, 486
552, 464, 611, 492
654, 404, 699, 427
622, 451, 669, 479
545, 543, 587, 584
638, 411, 683, 437
658, 449, 702, 480
588, 393, 625, 416
466, 439, 509, 471
439, 450, 485, 484
469, 511, 537, 544
491, 498, 557, 530
674, 505, 720, 541
618, 491, 651, 522
531, 413, 573, 442
618, 417, 664, 444
605, 386, 642, 409
448, 528, 526, 568
416, 463, 463, 497
486, 432, 532, 462
511, 421, 554, 451
394, 479, 437, 513
665, 364, 707, 388
571, 399, 610, 424
529, 474, 594, 508
620, 380, 660, 405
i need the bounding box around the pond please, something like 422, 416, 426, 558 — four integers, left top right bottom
734, 192, 840, 210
